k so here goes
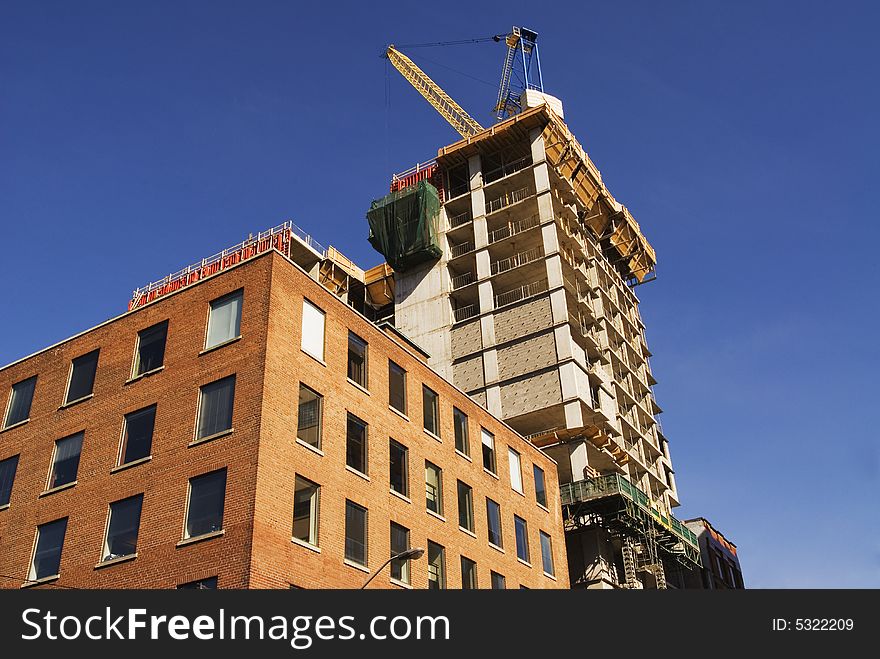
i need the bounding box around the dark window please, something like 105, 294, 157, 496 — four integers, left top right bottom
481, 428, 496, 473
457, 480, 474, 532
490, 571, 506, 590
177, 576, 217, 590
4, 376, 36, 428
103, 495, 143, 561
425, 461, 443, 515
347, 332, 368, 388
65, 350, 99, 404
460, 556, 477, 589
388, 361, 407, 414
48, 433, 83, 489
196, 375, 235, 439
185, 469, 227, 538
346, 413, 368, 474
453, 407, 469, 455
0, 455, 20, 506
533, 464, 547, 507
206, 290, 242, 349
514, 515, 530, 563
389, 439, 408, 497
390, 522, 411, 584
422, 386, 439, 436
427, 541, 446, 590
540, 531, 555, 576
133, 321, 168, 376
297, 384, 323, 449
293, 475, 320, 546
30, 518, 68, 581
486, 498, 503, 548
344, 500, 367, 566
120, 405, 156, 465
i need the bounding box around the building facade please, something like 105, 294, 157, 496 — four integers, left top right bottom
674, 518, 744, 590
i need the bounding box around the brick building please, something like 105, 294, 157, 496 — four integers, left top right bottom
0, 248, 566, 589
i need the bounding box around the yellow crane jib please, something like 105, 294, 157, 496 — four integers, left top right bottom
384, 45, 484, 140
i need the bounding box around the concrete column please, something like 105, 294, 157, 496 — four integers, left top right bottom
475, 247, 491, 279
470, 188, 486, 226
549, 288, 568, 324
564, 399, 585, 432
554, 324, 573, 362
482, 349, 499, 385
478, 280, 494, 314
486, 385, 502, 417
545, 253, 564, 290
529, 127, 546, 164
534, 162, 551, 195
480, 314, 496, 348
473, 214, 488, 249
537, 190, 554, 222
568, 440, 589, 481
541, 221, 560, 255
468, 154, 482, 190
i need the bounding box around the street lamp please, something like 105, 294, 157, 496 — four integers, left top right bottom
360, 547, 426, 589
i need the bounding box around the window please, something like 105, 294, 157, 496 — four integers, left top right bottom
490, 571, 506, 589
65, 350, 99, 404
344, 500, 368, 566
389, 439, 408, 497
0, 455, 19, 506
427, 541, 446, 589
301, 299, 325, 361
457, 481, 474, 532
133, 321, 167, 376
346, 413, 368, 475
514, 515, 530, 563
196, 375, 235, 440
533, 464, 547, 507
297, 384, 323, 449
347, 332, 368, 388
390, 522, 411, 584
205, 290, 242, 349
425, 461, 443, 515
508, 448, 523, 493
486, 498, 502, 548
540, 531, 555, 576
481, 428, 496, 474
29, 518, 68, 581
3, 376, 36, 428
388, 361, 406, 414
102, 495, 143, 561
293, 475, 320, 546
453, 407, 469, 455
177, 577, 217, 589
119, 405, 156, 465
422, 386, 439, 436
460, 556, 477, 589
48, 432, 83, 490
185, 468, 227, 538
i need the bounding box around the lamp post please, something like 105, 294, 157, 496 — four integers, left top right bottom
360, 547, 425, 589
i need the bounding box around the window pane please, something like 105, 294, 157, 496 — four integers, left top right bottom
134, 321, 168, 376
453, 407, 469, 455
461, 556, 477, 589
486, 498, 502, 547
425, 461, 442, 515
390, 522, 410, 583
120, 406, 156, 465
48, 433, 83, 489
206, 290, 242, 349
346, 414, 367, 474
388, 361, 406, 414
490, 571, 506, 590
66, 350, 99, 403
347, 333, 368, 387
389, 440, 408, 497
533, 465, 547, 507
422, 386, 439, 436
427, 541, 445, 590
0, 455, 20, 506
4, 376, 36, 427
301, 300, 325, 361
297, 384, 323, 448
197, 375, 235, 439
540, 531, 555, 576
344, 500, 367, 565
30, 518, 68, 581
457, 481, 473, 531
508, 448, 523, 493
186, 469, 227, 538
177, 576, 217, 589
104, 495, 143, 561
293, 475, 320, 546
481, 428, 496, 473
514, 516, 530, 563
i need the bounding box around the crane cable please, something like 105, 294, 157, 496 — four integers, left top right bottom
394, 34, 506, 49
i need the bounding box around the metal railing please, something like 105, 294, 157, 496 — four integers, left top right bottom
391, 160, 437, 184
494, 278, 548, 308
487, 213, 541, 244
451, 271, 475, 289
485, 186, 532, 214
483, 155, 532, 184
448, 209, 473, 228
490, 246, 543, 276
453, 304, 479, 322
449, 240, 475, 258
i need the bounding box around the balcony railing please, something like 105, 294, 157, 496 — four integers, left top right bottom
449, 240, 475, 258
451, 271, 475, 289
453, 304, 479, 322
487, 214, 541, 244
490, 246, 543, 276
483, 155, 532, 184
494, 278, 548, 308
448, 209, 473, 228
485, 186, 532, 214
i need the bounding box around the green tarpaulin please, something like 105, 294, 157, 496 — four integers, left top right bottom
367, 181, 442, 272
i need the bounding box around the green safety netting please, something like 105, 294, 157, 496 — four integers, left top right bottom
367, 181, 442, 272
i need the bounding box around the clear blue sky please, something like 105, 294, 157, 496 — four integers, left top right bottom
1, 1, 877, 588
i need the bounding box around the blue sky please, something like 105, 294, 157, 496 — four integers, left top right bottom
1, 1, 877, 587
